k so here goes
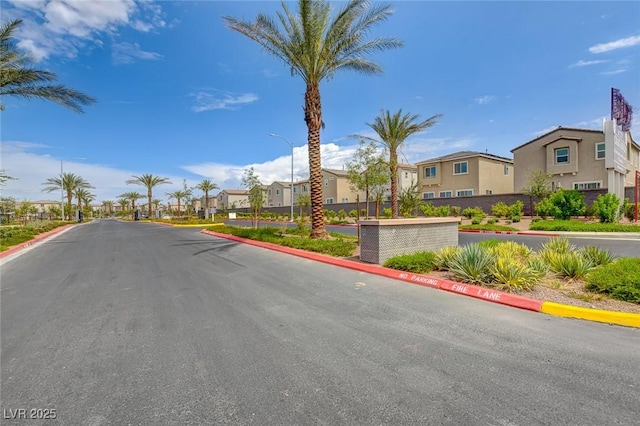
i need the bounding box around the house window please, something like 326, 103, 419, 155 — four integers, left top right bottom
424, 166, 436, 178
276, 189, 280, 195
303, 185, 307, 192
439, 191, 452, 198
453, 161, 468, 175
555, 147, 569, 164
456, 189, 474, 197
423, 192, 435, 199
404, 172, 408, 178
324, 179, 328, 186
573, 181, 602, 190
504, 165, 509, 175
341, 198, 349, 203
325, 198, 334, 204
596, 143, 605, 160
486, 189, 493, 195
293, 187, 297, 193
268, 189, 272, 195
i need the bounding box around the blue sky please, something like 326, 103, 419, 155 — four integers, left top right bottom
1, 0, 639, 204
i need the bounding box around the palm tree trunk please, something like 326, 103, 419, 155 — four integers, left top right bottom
390, 152, 399, 219
67, 190, 73, 220
305, 83, 328, 239
148, 189, 153, 219
205, 190, 209, 218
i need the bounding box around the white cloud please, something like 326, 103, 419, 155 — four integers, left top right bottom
4, 0, 167, 60
600, 69, 627, 75
474, 95, 496, 105
190, 91, 259, 112
589, 35, 640, 54
569, 59, 609, 68
112, 42, 162, 65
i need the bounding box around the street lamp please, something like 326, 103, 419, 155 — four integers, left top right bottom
60, 157, 85, 221
269, 133, 294, 222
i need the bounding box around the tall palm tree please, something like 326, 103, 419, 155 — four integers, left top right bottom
152, 199, 162, 216
166, 190, 189, 217
74, 187, 94, 212
126, 174, 172, 219
195, 179, 219, 217
102, 200, 114, 216
0, 19, 96, 112
42, 172, 92, 220
117, 199, 130, 216
225, 0, 402, 238
359, 109, 441, 218
118, 191, 144, 219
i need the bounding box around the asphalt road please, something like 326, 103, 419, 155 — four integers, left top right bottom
224, 220, 640, 258
2, 219, 639, 425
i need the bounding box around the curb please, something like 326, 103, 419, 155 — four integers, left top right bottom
0, 224, 76, 259
201, 229, 639, 328
148, 222, 224, 228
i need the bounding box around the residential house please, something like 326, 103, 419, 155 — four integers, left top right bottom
217, 189, 250, 211
15, 199, 60, 219
322, 168, 358, 205
511, 126, 640, 192
267, 181, 292, 207
416, 151, 514, 199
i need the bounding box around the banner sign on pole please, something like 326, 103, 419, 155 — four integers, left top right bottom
611, 88, 633, 131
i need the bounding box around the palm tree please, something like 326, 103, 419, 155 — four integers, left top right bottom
101, 200, 114, 216
225, 0, 402, 238
117, 198, 129, 216
0, 19, 96, 112
42, 172, 92, 220
152, 199, 162, 216
118, 191, 144, 219
359, 109, 441, 218
195, 179, 219, 217
166, 190, 189, 217
126, 174, 172, 219
74, 187, 94, 213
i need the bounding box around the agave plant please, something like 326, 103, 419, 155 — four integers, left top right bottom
448, 244, 495, 285
490, 257, 541, 292
579, 246, 614, 267
546, 251, 595, 280
489, 241, 532, 262
433, 246, 461, 271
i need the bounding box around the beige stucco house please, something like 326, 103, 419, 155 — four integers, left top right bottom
511, 126, 640, 192
322, 168, 359, 204
416, 151, 514, 199
267, 181, 293, 207
217, 189, 250, 210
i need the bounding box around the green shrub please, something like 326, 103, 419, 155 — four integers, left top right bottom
433, 246, 461, 270
383, 208, 392, 218
383, 251, 436, 274
544, 251, 594, 279
450, 206, 461, 217
622, 198, 637, 222
459, 224, 518, 231
420, 202, 436, 217
531, 216, 542, 223
534, 197, 556, 219
579, 246, 614, 267
489, 241, 532, 262
448, 244, 495, 284
337, 209, 347, 220
471, 216, 483, 225
324, 209, 337, 220
435, 205, 451, 217
591, 193, 621, 223
487, 218, 497, 225
529, 220, 640, 232
491, 202, 510, 218
508, 200, 524, 218
585, 258, 640, 303
348, 209, 358, 219
538, 189, 586, 220
462, 206, 486, 219
510, 215, 521, 223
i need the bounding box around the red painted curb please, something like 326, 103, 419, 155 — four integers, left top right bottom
517, 231, 560, 237
0, 224, 76, 259
200, 229, 544, 312
459, 229, 518, 235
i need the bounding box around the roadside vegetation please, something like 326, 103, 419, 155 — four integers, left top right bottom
0, 221, 67, 251
208, 225, 357, 257
381, 238, 639, 304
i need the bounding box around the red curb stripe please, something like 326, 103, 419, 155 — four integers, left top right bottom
459, 229, 518, 235
517, 231, 560, 237
0, 224, 75, 259
200, 229, 544, 312
438, 281, 543, 312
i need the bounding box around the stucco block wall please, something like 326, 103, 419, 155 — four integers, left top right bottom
359, 218, 460, 264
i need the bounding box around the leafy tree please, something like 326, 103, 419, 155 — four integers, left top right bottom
536, 189, 585, 220
357, 109, 441, 218
118, 191, 144, 219
225, 0, 402, 238
398, 183, 421, 217
196, 179, 219, 218
47, 205, 61, 220
521, 168, 552, 216
42, 172, 92, 220
242, 167, 264, 229
296, 194, 311, 218
16, 200, 36, 225
126, 174, 172, 219
0, 169, 17, 185
345, 139, 388, 219
0, 196, 16, 217
0, 19, 96, 112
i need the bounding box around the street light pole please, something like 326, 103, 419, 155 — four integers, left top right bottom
269, 133, 295, 222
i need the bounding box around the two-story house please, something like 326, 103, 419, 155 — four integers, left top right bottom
217, 189, 250, 210
322, 168, 358, 204
416, 151, 514, 199
511, 126, 640, 192
267, 181, 293, 207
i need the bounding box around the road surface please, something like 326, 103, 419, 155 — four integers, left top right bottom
2, 219, 639, 425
